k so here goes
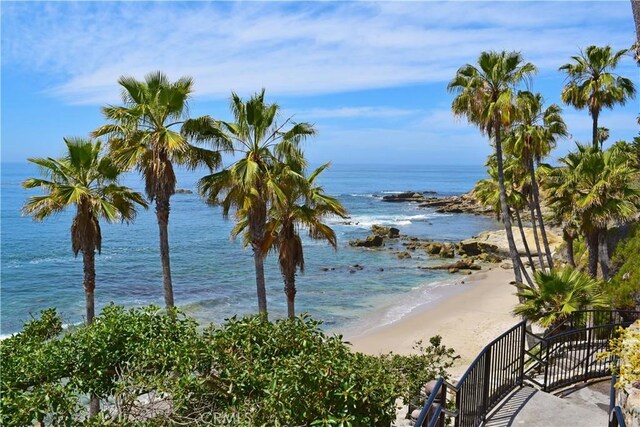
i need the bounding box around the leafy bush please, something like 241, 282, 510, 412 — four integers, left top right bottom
606, 223, 640, 310
514, 267, 607, 329
1, 306, 456, 426
600, 322, 640, 390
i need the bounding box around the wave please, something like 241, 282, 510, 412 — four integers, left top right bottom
333, 213, 438, 228
378, 280, 459, 326
343, 193, 375, 198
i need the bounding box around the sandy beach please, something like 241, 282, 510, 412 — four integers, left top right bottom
346, 266, 521, 377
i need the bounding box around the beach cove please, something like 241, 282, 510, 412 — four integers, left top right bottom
1, 162, 504, 337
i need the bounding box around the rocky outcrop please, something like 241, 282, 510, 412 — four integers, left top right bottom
420, 259, 482, 273
371, 224, 400, 238
424, 242, 455, 258
381, 190, 494, 216
419, 192, 494, 216
457, 240, 501, 257
381, 191, 436, 202
459, 227, 563, 258
175, 189, 194, 194
349, 235, 384, 248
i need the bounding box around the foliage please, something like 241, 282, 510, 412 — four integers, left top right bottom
1, 306, 457, 426
602, 323, 640, 390
514, 267, 608, 329
559, 45, 636, 148
22, 138, 147, 254
379, 336, 457, 405
606, 223, 640, 310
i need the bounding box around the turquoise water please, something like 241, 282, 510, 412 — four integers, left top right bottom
1, 163, 500, 336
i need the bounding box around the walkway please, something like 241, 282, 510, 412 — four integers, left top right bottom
485, 382, 609, 427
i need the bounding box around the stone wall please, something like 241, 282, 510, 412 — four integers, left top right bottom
616, 320, 640, 427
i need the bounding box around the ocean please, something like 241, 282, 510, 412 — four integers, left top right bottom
0, 163, 501, 336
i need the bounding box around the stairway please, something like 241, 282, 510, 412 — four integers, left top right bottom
484, 385, 608, 427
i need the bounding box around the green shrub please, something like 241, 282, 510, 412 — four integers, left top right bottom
606, 223, 640, 310
1, 307, 457, 426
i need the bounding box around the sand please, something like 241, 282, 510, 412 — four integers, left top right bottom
345, 266, 521, 377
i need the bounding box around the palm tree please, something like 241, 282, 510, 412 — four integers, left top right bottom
269, 162, 347, 318
448, 51, 537, 285
559, 45, 636, 149
514, 267, 607, 331
195, 90, 316, 316
22, 137, 147, 416
507, 92, 568, 268
93, 72, 222, 308
540, 163, 579, 268
549, 144, 640, 278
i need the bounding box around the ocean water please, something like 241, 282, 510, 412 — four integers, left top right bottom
1, 163, 500, 336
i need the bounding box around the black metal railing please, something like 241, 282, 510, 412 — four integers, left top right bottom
609, 371, 627, 427
415, 310, 639, 427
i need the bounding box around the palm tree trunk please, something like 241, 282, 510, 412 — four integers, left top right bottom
564, 230, 576, 268
82, 249, 100, 417
598, 229, 610, 280
632, 0, 640, 59
529, 159, 554, 268
528, 195, 545, 270
495, 123, 527, 285
591, 109, 600, 150
156, 196, 174, 308
284, 270, 296, 318
249, 185, 269, 317
515, 207, 536, 272
587, 231, 599, 278
253, 244, 268, 316
83, 249, 96, 324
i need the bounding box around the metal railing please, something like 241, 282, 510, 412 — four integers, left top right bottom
415, 310, 639, 427
609, 372, 627, 427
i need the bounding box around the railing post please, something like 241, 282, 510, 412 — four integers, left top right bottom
455, 386, 461, 427
438, 382, 447, 427
519, 322, 526, 386
481, 347, 491, 421
543, 339, 550, 392
584, 325, 593, 381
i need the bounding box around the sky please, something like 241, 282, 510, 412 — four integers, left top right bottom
2, 1, 638, 166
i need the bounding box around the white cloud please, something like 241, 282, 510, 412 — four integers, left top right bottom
293, 106, 420, 119
2, 1, 636, 105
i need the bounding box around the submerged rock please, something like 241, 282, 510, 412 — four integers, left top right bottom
371, 224, 400, 238
349, 235, 384, 248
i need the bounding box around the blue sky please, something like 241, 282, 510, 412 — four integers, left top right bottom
2, 1, 638, 166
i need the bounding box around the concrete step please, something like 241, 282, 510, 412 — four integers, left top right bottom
484, 385, 608, 427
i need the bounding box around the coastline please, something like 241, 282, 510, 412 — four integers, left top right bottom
343, 266, 520, 377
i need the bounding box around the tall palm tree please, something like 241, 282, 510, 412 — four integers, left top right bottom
195, 90, 316, 316
514, 267, 607, 331
22, 138, 147, 416
93, 72, 222, 308
448, 51, 537, 285
559, 45, 636, 149
269, 162, 347, 318
507, 92, 568, 268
